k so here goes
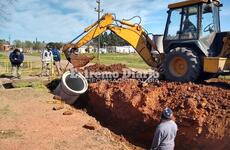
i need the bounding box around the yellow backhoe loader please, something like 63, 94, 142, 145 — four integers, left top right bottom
63, 0, 230, 82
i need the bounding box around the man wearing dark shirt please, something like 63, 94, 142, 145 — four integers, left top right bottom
9, 48, 24, 79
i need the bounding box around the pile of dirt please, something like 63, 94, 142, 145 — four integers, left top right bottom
86, 79, 230, 149
84, 63, 128, 73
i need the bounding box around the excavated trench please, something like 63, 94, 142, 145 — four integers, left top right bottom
54, 64, 230, 149
76, 79, 229, 150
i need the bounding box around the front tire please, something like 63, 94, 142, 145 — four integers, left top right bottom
163, 47, 201, 82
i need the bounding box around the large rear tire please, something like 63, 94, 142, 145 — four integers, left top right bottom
163, 47, 201, 82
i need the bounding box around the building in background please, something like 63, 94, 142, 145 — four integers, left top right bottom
78, 45, 95, 53
0, 44, 12, 51
115, 46, 135, 53
77, 45, 136, 54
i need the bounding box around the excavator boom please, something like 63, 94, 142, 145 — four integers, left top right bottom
63, 13, 161, 68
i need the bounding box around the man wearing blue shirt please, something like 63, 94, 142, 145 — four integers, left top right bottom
51, 47, 62, 76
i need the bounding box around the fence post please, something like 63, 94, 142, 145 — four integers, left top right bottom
6, 61, 9, 73
30, 61, 33, 73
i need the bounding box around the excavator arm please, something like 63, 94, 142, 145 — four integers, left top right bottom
62, 14, 114, 52
63, 13, 161, 68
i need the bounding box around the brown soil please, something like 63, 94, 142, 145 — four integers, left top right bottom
84, 63, 128, 72
86, 79, 230, 150
0, 88, 140, 150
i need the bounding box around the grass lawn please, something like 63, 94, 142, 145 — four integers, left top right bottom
0, 53, 7, 59
28, 52, 150, 69
219, 75, 230, 80
90, 53, 150, 69
27, 52, 40, 57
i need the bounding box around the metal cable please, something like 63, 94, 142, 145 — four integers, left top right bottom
123, 16, 142, 25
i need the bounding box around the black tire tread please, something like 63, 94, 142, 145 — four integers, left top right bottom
164, 47, 201, 82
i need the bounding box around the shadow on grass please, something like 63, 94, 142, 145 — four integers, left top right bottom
46, 78, 60, 92
0, 74, 13, 79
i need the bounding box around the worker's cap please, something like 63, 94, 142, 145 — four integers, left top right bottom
161, 107, 173, 119
14, 48, 20, 52
46, 44, 52, 50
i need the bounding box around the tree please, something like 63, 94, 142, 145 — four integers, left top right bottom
0, 39, 6, 45
13, 40, 23, 48
93, 32, 129, 47
33, 41, 45, 51
24, 40, 33, 49
46, 42, 64, 50
13, 40, 45, 51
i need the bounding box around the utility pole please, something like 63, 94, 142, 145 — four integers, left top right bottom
35, 37, 38, 51
8, 34, 11, 45
95, 0, 103, 61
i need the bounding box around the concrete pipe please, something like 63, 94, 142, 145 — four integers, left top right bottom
54, 71, 88, 104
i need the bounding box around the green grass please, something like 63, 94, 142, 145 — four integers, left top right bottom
13, 81, 46, 89
0, 129, 22, 139
88, 53, 150, 69
0, 105, 11, 116
27, 51, 40, 57
30, 52, 150, 69
219, 75, 230, 80
0, 53, 7, 59
0, 105, 17, 119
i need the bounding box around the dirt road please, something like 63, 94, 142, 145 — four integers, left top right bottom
0, 88, 139, 150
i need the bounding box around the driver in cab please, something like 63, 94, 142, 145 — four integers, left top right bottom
183, 17, 196, 33
182, 16, 197, 38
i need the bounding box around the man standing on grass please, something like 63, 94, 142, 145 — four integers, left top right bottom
150, 108, 178, 150
41, 47, 53, 76
9, 48, 24, 79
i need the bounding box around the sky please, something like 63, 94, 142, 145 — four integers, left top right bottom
0, 0, 230, 43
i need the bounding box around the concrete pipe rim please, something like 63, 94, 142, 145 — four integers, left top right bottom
62, 71, 88, 94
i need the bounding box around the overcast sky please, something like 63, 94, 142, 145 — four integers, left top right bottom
0, 0, 230, 42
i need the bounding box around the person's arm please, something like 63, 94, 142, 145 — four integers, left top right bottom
41, 51, 46, 62
21, 53, 24, 62
50, 51, 53, 62
57, 50, 61, 61
9, 53, 13, 62
9, 53, 16, 64
150, 127, 163, 150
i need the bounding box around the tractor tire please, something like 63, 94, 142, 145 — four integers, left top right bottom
163, 47, 201, 82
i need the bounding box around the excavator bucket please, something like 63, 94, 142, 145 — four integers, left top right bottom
70, 54, 95, 68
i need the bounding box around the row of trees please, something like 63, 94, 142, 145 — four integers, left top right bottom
0, 39, 7, 45
13, 40, 46, 51
0, 39, 64, 51
0, 32, 129, 51
94, 32, 129, 47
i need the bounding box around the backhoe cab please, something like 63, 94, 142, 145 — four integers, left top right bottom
163, 0, 230, 82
